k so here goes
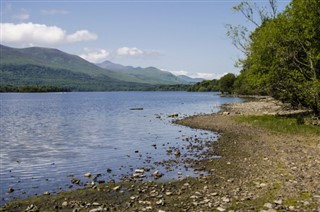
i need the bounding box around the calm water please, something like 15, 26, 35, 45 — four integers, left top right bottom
0, 91, 241, 205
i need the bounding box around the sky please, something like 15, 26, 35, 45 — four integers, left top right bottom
0, 0, 290, 79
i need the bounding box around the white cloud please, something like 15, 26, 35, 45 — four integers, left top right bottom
116, 47, 162, 58
189, 72, 216, 79
80, 48, 110, 63
66, 30, 97, 43
13, 9, 30, 21
0, 22, 97, 46
164, 69, 189, 76
164, 69, 227, 80
41, 9, 69, 15
116, 47, 143, 56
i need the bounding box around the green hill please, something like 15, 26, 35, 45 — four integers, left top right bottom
0, 45, 189, 91
97, 60, 187, 85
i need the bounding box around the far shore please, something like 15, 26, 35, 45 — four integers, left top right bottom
2, 96, 320, 211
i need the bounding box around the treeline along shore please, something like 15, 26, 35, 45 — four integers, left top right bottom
2, 96, 319, 211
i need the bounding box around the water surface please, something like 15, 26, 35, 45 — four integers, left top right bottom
0, 91, 241, 205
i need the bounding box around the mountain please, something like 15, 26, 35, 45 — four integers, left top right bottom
1, 44, 108, 76
177, 75, 205, 84
96, 60, 187, 85
0, 45, 190, 91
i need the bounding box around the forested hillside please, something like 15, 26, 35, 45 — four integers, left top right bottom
0, 45, 192, 91
228, 0, 320, 115
188, 73, 236, 94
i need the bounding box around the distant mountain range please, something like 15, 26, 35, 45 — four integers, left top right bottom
0, 44, 204, 91
96, 60, 204, 85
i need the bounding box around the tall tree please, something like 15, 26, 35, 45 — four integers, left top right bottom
219, 73, 236, 94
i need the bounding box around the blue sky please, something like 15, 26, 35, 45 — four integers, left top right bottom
1, 0, 290, 79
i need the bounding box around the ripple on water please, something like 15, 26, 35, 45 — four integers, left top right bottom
0, 92, 242, 205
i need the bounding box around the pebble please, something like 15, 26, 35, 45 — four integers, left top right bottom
259, 183, 267, 187
150, 190, 158, 197
221, 196, 230, 203
216, 206, 226, 212
62, 201, 68, 207
25, 204, 39, 212
139, 200, 151, 205
264, 203, 273, 209
288, 206, 295, 211
135, 169, 144, 174
156, 199, 165, 205
174, 149, 181, 156
89, 207, 103, 212
84, 173, 92, 178
71, 178, 80, 184
274, 199, 282, 205
113, 185, 121, 191
133, 173, 146, 178
7, 187, 14, 193
165, 191, 173, 196
130, 196, 136, 200
152, 170, 163, 179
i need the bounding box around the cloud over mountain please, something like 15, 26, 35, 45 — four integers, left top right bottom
80, 48, 110, 63
116, 47, 162, 58
163, 69, 227, 80
0, 22, 97, 46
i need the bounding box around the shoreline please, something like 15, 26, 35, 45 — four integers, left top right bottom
2, 97, 320, 211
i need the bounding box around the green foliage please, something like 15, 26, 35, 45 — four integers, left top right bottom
230, 0, 320, 115
219, 73, 236, 94
0, 85, 71, 93
188, 75, 238, 94
0, 64, 160, 91
188, 79, 220, 92
147, 84, 190, 91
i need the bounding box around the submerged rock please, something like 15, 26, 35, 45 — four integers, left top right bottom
7, 187, 14, 193
168, 113, 179, 118
130, 108, 144, 110
71, 178, 80, 185
174, 149, 181, 156
133, 173, 146, 178
135, 169, 144, 174
84, 173, 92, 178
152, 170, 163, 179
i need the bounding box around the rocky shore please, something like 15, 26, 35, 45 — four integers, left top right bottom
2, 97, 320, 211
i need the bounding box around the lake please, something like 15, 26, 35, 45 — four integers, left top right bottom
0, 91, 242, 205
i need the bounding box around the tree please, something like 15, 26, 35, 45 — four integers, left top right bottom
226, 0, 280, 58
219, 73, 236, 94
230, 0, 320, 114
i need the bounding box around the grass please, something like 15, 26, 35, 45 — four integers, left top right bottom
234, 115, 320, 135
